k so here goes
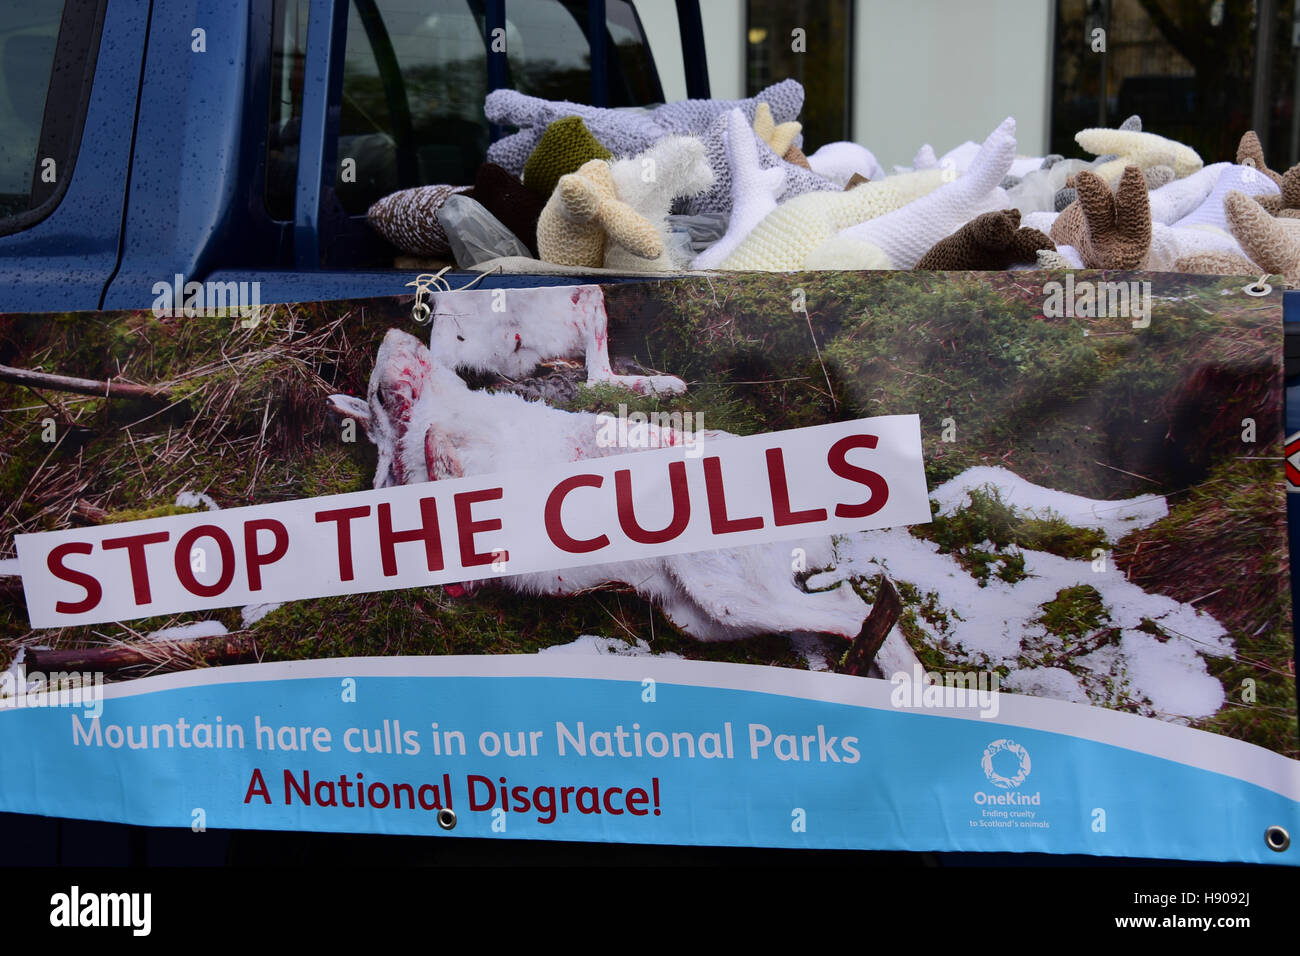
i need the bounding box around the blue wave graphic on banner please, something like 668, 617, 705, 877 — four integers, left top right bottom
1, 662, 1295, 864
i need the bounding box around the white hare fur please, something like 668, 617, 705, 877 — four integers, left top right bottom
427, 284, 686, 396
329, 328, 918, 672
606, 135, 715, 272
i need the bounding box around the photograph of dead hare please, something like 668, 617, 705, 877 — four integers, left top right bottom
0, 271, 1292, 757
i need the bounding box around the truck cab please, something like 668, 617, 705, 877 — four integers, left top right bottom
0, 0, 709, 314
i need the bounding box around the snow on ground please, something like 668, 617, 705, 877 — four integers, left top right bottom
534, 468, 1233, 720
241, 603, 282, 627
539, 635, 682, 659
145, 620, 228, 643
825, 529, 1231, 719
930, 466, 1167, 542
175, 490, 221, 512
810, 467, 1235, 720
1000, 667, 1090, 704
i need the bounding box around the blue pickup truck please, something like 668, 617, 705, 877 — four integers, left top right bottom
0, 0, 710, 313
0, 0, 1296, 868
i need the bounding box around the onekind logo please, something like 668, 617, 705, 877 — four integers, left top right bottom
972, 738, 1040, 807
49, 886, 151, 936
982, 738, 1031, 789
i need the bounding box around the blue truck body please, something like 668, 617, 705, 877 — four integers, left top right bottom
0, 0, 712, 312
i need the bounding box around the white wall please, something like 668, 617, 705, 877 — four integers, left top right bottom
636, 0, 745, 103
639, 0, 1052, 166
636, 0, 685, 102
699, 0, 745, 100
853, 0, 1053, 167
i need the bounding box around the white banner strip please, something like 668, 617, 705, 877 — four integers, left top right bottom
16, 416, 929, 628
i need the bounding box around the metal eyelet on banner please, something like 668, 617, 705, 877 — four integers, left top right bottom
437, 807, 457, 831
1243, 275, 1272, 297
405, 266, 503, 327
1265, 824, 1290, 852
406, 272, 442, 326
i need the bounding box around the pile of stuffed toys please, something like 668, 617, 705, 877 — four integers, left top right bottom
365, 79, 1300, 283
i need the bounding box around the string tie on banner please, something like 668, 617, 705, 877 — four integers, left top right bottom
405, 267, 500, 326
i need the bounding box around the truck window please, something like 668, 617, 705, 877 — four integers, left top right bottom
265, 0, 666, 221
0, 0, 101, 236
337, 0, 490, 211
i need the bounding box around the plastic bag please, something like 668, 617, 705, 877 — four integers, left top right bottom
438, 194, 532, 268
1008, 159, 1090, 215
665, 212, 730, 253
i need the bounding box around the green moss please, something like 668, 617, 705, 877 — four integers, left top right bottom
300, 446, 369, 498
910, 486, 1102, 586
1037, 585, 1109, 640
903, 613, 948, 671
1017, 517, 1108, 560
916, 487, 1106, 558
1114, 456, 1296, 756
103, 503, 203, 523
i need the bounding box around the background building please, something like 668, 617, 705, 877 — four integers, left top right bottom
641, 0, 1296, 170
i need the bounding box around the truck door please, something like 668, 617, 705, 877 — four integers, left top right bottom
0, 0, 142, 314
159, 0, 706, 307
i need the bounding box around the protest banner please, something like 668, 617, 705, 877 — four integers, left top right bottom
1, 271, 1295, 863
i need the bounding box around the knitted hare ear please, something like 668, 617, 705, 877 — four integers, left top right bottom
752, 102, 801, 156
601, 197, 664, 260
1055, 166, 1152, 269
1143, 165, 1175, 190
578, 157, 617, 196
522, 117, 612, 198
690, 108, 786, 269
1074, 170, 1116, 231
1010, 226, 1055, 261
1225, 190, 1300, 283
1281, 163, 1300, 210
1076, 125, 1203, 181
1236, 130, 1284, 187
1112, 165, 1152, 245
484, 88, 551, 128
556, 172, 602, 223
1054, 186, 1078, 212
